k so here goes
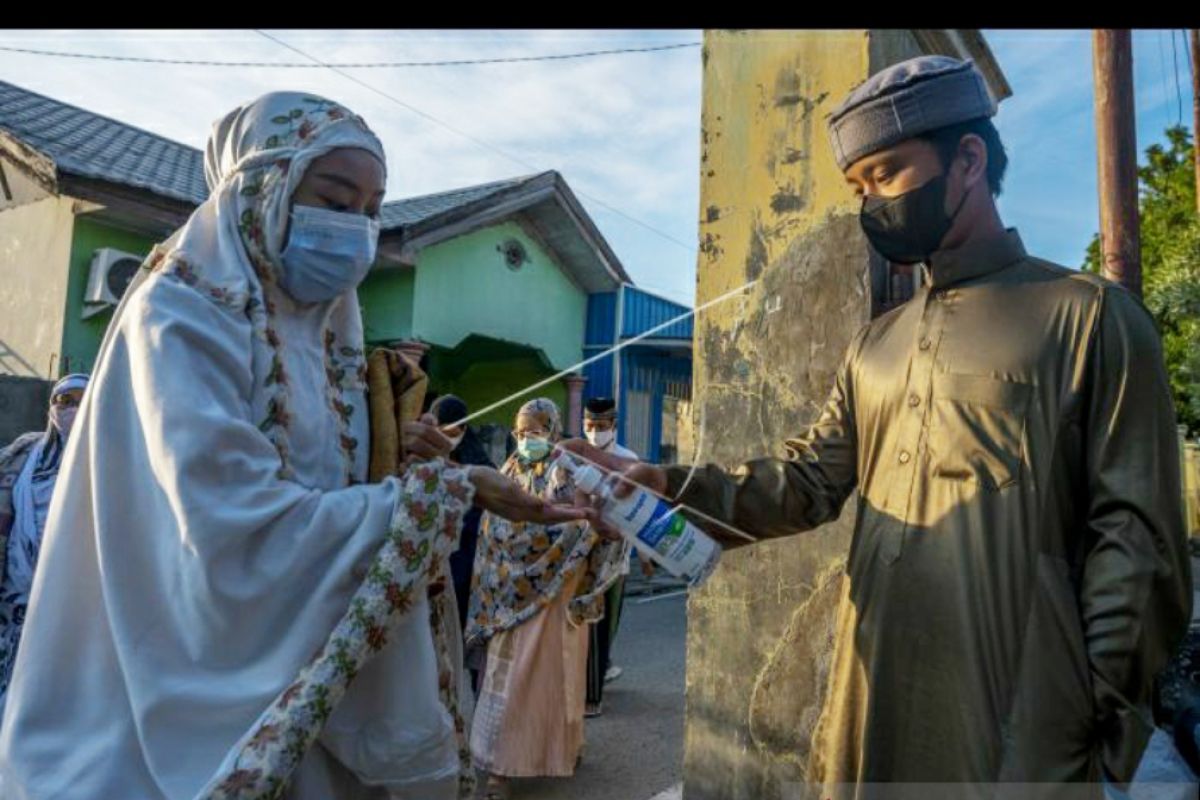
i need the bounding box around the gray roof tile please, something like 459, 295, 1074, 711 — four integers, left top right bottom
0, 81, 207, 203
378, 176, 531, 228
0, 80, 536, 230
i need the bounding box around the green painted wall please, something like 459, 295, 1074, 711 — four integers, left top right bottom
433, 354, 567, 431
60, 216, 157, 377
426, 337, 566, 430
411, 221, 587, 372
358, 268, 415, 344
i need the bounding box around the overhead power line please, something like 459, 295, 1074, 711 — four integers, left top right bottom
0, 41, 699, 69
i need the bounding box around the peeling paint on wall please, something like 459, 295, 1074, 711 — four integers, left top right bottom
684, 29, 877, 800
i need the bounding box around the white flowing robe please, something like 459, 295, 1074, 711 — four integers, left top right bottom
0, 267, 458, 798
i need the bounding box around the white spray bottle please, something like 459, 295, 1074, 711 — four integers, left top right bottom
556, 454, 722, 587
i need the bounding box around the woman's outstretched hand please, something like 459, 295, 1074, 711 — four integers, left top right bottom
469, 466, 594, 525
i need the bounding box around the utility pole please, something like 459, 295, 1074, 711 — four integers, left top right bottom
1093, 30, 1142, 296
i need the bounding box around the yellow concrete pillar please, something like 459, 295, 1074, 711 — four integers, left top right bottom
684, 29, 1009, 799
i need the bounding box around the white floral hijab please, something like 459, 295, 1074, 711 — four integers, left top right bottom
149, 92, 387, 487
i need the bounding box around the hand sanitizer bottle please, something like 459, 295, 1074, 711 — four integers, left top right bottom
558, 456, 722, 587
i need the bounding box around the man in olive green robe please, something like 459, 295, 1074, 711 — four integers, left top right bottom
566, 55, 1192, 794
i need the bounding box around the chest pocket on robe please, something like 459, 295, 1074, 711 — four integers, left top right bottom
929, 372, 1032, 491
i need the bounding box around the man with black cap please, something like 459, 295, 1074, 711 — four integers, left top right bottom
583, 397, 638, 461
582, 397, 638, 716
565, 55, 1191, 791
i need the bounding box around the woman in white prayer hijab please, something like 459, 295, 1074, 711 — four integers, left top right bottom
0, 92, 585, 800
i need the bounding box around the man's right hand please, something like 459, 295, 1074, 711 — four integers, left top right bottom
610, 462, 668, 499
554, 440, 669, 499
554, 440, 670, 542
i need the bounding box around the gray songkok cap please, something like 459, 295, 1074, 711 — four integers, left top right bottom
827, 55, 997, 171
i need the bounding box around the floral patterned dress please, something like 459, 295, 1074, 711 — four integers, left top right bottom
466, 454, 625, 777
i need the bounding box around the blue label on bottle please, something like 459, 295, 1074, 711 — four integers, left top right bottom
621, 492, 649, 525
636, 500, 677, 548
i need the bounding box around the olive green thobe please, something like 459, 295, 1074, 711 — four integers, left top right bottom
666, 230, 1192, 790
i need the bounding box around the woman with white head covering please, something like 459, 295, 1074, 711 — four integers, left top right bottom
0, 373, 89, 711
0, 93, 585, 800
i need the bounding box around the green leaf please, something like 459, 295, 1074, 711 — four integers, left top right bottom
270, 115, 291, 124
290, 108, 303, 118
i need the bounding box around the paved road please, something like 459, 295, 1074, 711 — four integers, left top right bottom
464, 572, 1200, 799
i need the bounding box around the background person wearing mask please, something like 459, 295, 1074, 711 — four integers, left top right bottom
582, 397, 639, 717
0, 373, 89, 713
430, 394, 495, 684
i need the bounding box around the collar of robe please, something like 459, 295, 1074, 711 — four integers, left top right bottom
923, 227, 1027, 289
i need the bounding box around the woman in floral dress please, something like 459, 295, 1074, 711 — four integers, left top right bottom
467, 398, 626, 800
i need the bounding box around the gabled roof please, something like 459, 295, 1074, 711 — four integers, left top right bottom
0, 79, 631, 289
0, 80, 207, 204
378, 170, 631, 290
380, 176, 526, 228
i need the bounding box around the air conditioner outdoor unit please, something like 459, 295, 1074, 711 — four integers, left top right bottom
83, 248, 143, 318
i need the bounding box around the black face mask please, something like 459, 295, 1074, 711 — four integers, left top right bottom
859, 174, 971, 265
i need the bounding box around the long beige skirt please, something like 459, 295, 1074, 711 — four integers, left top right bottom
469, 572, 588, 778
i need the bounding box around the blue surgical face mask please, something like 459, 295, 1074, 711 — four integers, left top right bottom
280, 204, 380, 303
517, 436, 552, 463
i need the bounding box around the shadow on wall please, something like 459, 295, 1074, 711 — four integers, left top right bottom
0, 339, 43, 379
0, 374, 52, 448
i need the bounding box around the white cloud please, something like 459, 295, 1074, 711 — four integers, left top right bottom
10, 29, 1187, 305
984, 28, 1194, 270
0, 28, 703, 303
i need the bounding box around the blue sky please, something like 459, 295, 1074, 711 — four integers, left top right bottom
987, 29, 1195, 269
0, 30, 1194, 305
